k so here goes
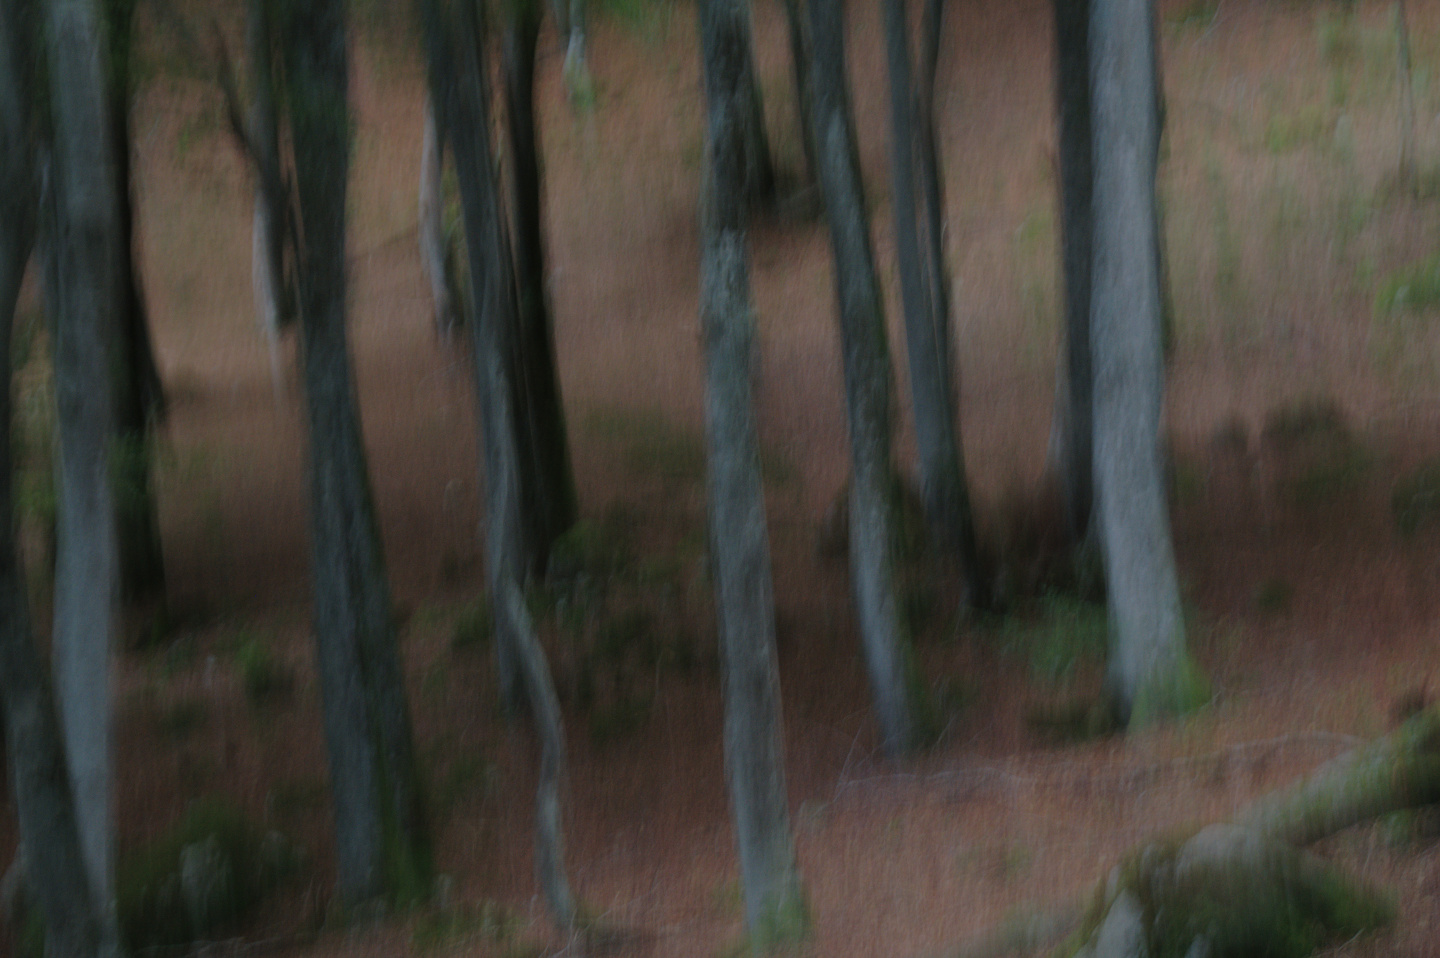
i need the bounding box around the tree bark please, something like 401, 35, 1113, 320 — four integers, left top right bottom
503, 3, 579, 574
418, 97, 459, 338
697, 0, 809, 947
421, 0, 578, 928
1089, 0, 1196, 728
1047, 0, 1095, 544
808, 0, 922, 757
884, 0, 987, 605
44, 0, 124, 915
0, 6, 109, 957
282, 0, 430, 907
779, 0, 818, 184
105, 0, 167, 608
247, 0, 293, 399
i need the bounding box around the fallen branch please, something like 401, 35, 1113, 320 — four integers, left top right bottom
921, 709, 1440, 958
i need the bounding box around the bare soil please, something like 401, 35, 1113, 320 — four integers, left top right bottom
7, 0, 1440, 955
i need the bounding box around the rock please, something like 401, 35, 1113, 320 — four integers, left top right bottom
179, 835, 236, 937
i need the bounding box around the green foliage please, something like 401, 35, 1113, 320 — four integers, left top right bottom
232, 634, 293, 706
1262, 398, 1372, 506
1264, 105, 1329, 155
597, 0, 676, 42
1375, 257, 1440, 314
1129, 653, 1213, 729
996, 594, 1109, 683
1166, 0, 1218, 30
116, 798, 300, 950
410, 901, 530, 955
546, 511, 635, 584
586, 407, 707, 485
450, 598, 494, 654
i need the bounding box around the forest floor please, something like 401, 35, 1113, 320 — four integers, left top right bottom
8, 0, 1440, 955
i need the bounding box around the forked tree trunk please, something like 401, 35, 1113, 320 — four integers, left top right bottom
44, 0, 123, 915
1048, 0, 1095, 544
808, 0, 921, 757
418, 98, 459, 338
779, 0, 818, 183
1089, 0, 1197, 727
247, 0, 292, 398
884, 0, 987, 605
503, 4, 579, 573
282, 0, 430, 906
421, 0, 578, 928
697, 0, 808, 947
0, 6, 108, 957
105, 0, 167, 608
731, 0, 776, 206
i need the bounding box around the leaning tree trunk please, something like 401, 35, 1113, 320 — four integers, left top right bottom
0, 5, 109, 957
44, 0, 124, 915
696, 0, 809, 948
503, 3, 579, 574
105, 0, 167, 608
1047, 0, 1095, 545
808, 0, 922, 757
1089, 0, 1199, 727
884, 0, 986, 606
282, 0, 430, 907
421, 0, 578, 929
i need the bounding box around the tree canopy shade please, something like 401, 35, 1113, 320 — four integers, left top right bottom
280, 0, 430, 905
697, 0, 809, 947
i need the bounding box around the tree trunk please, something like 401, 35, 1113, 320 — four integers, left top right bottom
885, 0, 987, 605
779, 0, 818, 185
697, 0, 809, 948
248, 0, 292, 399
503, 4, 579, 573
0, 7, 109, 957
44, 0, 124, 915
418, 97, 459, 339
282, 0, 430, 907
1089, 0, 1198, 727
1047, 0, 1095, 544
808, 0, 922, 757
105, 0, 167, 608
421, 0, 578, 928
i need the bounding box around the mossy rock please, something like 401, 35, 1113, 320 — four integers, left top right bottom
117, 798, 301, 950
1064, 824, 1392, 958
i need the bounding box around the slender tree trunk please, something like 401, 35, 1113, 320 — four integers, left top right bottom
248, 0, 292, 399
503, 4, 579, 572
0, 7, 108, 957
779, 0, 818, 184
282, 0, 430, 906
421, 0, 578, 927
697, 0, 808, 947
1089, 0, 1197, 727
418, 97, 459, 338
808, 0, 921, 757
1048, 0, 1095, 544
44, 0, 124, 915
884, 0, 986, 605
105, 0, 167, 608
